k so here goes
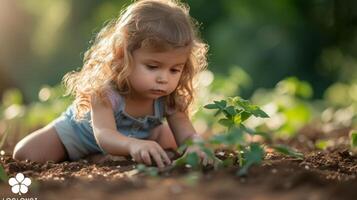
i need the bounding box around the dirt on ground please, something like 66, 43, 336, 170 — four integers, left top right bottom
0, 125, 357, 200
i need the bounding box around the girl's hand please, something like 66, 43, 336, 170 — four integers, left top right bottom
183, 145, 215, 166
128, 139, 171, 168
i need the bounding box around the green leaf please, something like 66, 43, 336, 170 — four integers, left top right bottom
177, 143, 189, 155
213, 109, 222, 117
0, 165, 8, 182
204, 103, 218, 109
240, 111, 252, 122
173, 156, 187, 166
315, 139, 329, 150
233, 97, 269, 118
186, 152, 200, 169
223, 106, 236, 116
350, 130, 357, 148
233, 115, 242, 125
214, 100, 227, 109
238, 143, 265, 176
271, 144, 304, 159
218, 118, 234, 128
250, 108, 270, 118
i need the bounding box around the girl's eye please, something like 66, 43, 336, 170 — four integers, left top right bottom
170, 69, 181, 73
146, 65, 158, 70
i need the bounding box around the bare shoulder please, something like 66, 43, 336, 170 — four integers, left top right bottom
90, 88, 122, 112
90, 93, 113, 110
90, 93, 118, 131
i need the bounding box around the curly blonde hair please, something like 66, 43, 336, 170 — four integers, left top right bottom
63, 0, 208, 120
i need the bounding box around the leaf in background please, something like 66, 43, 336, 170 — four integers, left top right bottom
350, 130, 357, 148
0, 165, 8, 182
315, 139, 330, 150
2, 89, 23, 106
271, 144, 304, 159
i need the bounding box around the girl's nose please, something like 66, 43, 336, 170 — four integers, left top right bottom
156, 73, 168, 84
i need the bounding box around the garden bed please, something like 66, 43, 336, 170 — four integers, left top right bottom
0, 126, 356, 200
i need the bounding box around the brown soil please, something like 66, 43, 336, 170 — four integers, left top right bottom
1, 125, 357, 200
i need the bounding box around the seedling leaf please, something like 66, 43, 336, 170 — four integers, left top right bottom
271, 144, 304, 159
186, 152, 200, 169
238, 143, 265, 176
218, 118, 234, 128
204, 103, 218, 109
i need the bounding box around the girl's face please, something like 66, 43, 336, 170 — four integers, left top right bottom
128, 46, 190, 100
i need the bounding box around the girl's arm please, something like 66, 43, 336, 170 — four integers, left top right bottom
166, 111, 202, 146
90, 95, 133, 155
90, 95, 171, 167
167, 111, 215, 166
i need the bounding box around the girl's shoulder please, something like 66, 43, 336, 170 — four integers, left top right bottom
104, 84, 123, 112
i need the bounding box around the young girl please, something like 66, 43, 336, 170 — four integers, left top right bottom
12, 0, 211, 168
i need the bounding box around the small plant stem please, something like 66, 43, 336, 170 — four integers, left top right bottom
236, 144, 243, 167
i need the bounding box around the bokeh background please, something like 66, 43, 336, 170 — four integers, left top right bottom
0, 0, 356, 151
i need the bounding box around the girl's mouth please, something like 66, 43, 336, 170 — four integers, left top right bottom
150, 89, 166, 95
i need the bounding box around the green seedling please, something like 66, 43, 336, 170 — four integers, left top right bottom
140, 96, 304, 176
204, 96, 303, 175
136, 164, 159, 177
204, 97, 269, 175
174, 139, 221, 170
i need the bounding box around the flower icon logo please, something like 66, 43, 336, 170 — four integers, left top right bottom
8, 173, 32, 195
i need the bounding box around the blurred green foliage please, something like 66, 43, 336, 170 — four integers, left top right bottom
0, 85, 71, 150
1, 0, 357, 101
0, 0, 357, 153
